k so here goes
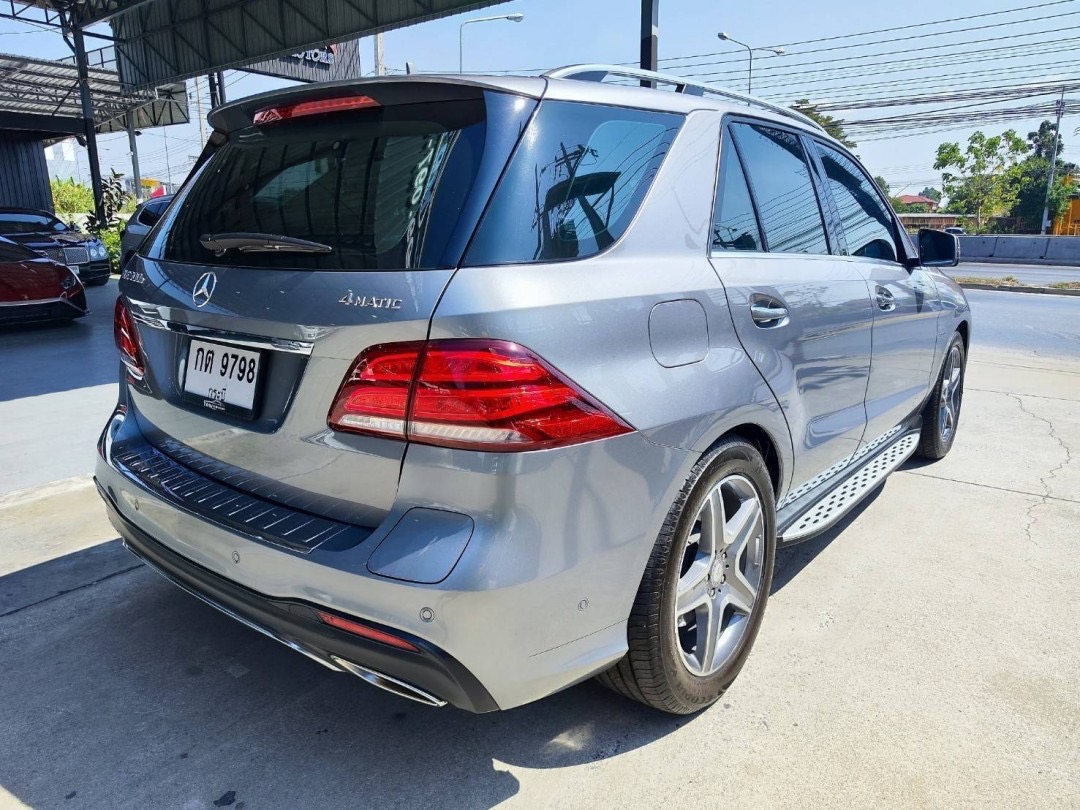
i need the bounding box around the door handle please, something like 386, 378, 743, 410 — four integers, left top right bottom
750, 302, 789, 327
875, 285, 896, 311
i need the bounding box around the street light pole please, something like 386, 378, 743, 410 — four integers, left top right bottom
1040, 87, 1067, 236
717, 33, 784, 94
459, 13, 524, 73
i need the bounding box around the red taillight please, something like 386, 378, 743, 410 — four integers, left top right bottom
113, 296, 144, 379
328, 340, 632, 451
253, 95, 380, 126
316, 611, 419, 652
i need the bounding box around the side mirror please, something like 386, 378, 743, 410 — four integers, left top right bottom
917, 228, 959, 268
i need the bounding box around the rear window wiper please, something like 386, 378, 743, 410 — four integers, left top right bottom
199, 232, 333, 255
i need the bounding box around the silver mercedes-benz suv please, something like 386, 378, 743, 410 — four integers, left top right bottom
96, 65, 970, 714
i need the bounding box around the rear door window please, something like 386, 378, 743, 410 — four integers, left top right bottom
711, 136, 762, 252
730, 123, 830, 255
154, 98, 504, 271
815, 143, 900, 263
466, 102, 682, 265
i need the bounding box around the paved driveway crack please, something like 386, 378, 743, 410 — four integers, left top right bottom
1006, 393, 1074, 558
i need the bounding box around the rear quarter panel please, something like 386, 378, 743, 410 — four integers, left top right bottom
415, 109, 793, 653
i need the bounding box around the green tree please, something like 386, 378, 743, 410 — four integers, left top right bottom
919, 187, 942, 203
934, 129, 1027, 232
84, 169, 131, 233
1008, 121, 1076, 232
873, 175, 890, 196
791, 99, 856, 149
50, 177, 94, 215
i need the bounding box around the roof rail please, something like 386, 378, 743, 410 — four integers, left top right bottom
543, 64, 826, 134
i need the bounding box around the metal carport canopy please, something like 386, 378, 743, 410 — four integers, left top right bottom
49, 0, 512, 90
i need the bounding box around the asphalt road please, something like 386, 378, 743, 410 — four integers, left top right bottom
964, 289, 1080, 360
948, 261, 1080, 285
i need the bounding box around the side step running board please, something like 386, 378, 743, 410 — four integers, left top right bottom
780, 432, 920, 543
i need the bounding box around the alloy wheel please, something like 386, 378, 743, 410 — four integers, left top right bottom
939, 345, 963, 443
674, 474, 765, 677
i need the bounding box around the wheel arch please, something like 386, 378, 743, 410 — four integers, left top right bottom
707, 423, 784, 497
955, 318, 970, 352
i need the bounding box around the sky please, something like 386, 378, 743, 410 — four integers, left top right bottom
0, 0, 1075, 197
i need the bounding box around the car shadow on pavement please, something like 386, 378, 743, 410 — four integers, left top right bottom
0, 553, 701, 809
771, 485, 884, 594
0, 285, 118, 402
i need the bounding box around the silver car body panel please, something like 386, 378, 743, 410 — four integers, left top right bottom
96, 70, 970, 710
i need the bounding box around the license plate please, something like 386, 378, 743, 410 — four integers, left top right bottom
182, 339, 262, 418
69, 265, 80, 275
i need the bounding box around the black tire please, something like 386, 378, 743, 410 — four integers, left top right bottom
916, 332, 966, 460
596, 436, 776, 714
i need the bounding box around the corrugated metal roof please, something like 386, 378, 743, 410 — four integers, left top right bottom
0, 52, 189, 134
109, 0, 511, 90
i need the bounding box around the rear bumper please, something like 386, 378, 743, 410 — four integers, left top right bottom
99, 482, 498, 712
95, 403, 693, 710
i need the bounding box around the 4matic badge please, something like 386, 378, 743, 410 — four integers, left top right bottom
339, 291, 402, 310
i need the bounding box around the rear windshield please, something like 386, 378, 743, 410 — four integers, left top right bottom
154, 97, 509, 271
465, 102, 683, 265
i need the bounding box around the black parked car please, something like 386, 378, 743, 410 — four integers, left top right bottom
0, 207, 111, 286
120, 195, 172, 268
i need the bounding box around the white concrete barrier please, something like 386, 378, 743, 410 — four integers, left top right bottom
956, 234, 1080, 266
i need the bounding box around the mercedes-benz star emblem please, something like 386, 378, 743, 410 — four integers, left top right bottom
192, 271, 217, 308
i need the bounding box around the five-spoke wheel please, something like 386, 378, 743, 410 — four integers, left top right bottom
675, 474, 765, 677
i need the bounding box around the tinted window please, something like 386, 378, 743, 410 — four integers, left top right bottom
467, 102, 682, 265
712, 139, 762, 252
157, 99, 495, 270
0, 212, 68, 235
730, 124, 829, 255
138, 198, 169, 226
816, 143, 898, 262
0, 239, 37, 262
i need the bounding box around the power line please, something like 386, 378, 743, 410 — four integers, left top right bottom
664, 6, 1080, 74
746, 44, 1080, 95
680, 26, 1080, 81
751, 61, 1080, 108
805, 82, 1080, 114
662, 0, 1075, 61
489, 0, 1077, 75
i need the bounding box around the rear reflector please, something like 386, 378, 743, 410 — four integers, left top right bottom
113, 296, 144, 380
253, 95, 380, 126
316, 611, 419, 652
328, 339, 632, 451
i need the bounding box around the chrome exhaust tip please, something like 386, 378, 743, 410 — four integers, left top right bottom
330, 656, 447, 707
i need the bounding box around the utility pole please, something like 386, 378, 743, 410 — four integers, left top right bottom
163, 129, 172, 191
193, 76, 206, 145
1040, 87, 1066, 236
374, 32, 385, 75
126, 113, 142, 203
640, 0, 658, 85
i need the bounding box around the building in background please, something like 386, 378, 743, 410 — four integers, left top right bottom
44, 139, 81, 183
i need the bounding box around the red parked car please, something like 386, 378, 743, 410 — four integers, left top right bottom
0, 235, 88, 325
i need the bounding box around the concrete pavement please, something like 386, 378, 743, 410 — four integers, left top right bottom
0, 284, 119, 495
0, 348, 1077, 809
